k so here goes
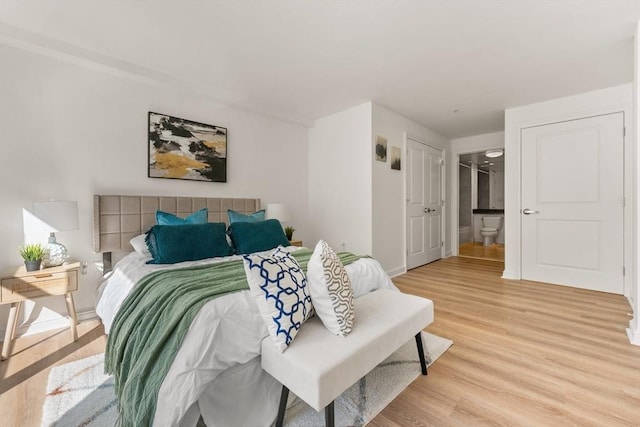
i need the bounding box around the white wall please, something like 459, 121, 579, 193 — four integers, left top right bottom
0, 44, 309, 337
628, 22, 640, 346
504, 84, 634, 298
308, 102, 449, 275
449, 131, 505, 255
308, 103, 373, 255
372, 104, 449, 275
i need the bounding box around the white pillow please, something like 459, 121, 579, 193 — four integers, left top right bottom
130, 234, 151, 258
243, 246, 313, 351
307, 240, 355, 337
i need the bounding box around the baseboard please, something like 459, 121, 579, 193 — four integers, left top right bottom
1, 309, 99, 340
501, 269, 518, 280
627, 319, 640, 346
386, 266, 407, 278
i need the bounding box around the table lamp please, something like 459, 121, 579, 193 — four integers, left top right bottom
266, 203, 295, 240
266, 203, 290, 223
33, 200, 79, 267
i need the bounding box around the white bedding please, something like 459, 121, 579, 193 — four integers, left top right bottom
96, 246, 397, 427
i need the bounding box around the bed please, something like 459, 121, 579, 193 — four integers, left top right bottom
93, 195, 397, 426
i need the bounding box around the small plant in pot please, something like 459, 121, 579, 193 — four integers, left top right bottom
284, 226, 295, 241
20, 243, 45, 272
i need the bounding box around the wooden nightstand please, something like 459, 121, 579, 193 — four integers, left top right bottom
289, 240, 303, 247
0, 262, 80, 360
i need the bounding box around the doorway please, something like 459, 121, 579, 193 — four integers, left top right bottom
458, 150, 505, 262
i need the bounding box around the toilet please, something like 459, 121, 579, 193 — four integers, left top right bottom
480, 216, 503, 246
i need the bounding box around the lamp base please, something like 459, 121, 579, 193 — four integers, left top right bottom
43, 232, 68, 267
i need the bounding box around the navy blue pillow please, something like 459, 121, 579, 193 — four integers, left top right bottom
156, 208, 208, 225
228, 219, 290, 255
145, 222, 232, 264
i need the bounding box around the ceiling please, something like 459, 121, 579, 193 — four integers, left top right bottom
0, 1, 638, 138
460, 150, 504, 172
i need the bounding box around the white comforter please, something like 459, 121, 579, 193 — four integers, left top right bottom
96, 246, 397, 427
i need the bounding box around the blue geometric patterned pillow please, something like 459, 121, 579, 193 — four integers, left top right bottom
243, 247, 313, 351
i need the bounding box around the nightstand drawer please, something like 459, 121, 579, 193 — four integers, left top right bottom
1, 270, 77, 303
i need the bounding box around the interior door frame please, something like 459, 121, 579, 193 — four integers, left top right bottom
449, 143, 505, 256
404, 132, 446, 268
504, 91, 632, 299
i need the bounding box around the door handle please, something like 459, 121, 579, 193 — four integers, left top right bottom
522, 208, 539, 215
424, 208, 432, 213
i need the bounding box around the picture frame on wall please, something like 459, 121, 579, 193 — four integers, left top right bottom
391, 146, 401, 170
148, 111, 227, 182
375, 135, 387, 162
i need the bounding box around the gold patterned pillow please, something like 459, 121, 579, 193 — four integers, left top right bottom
306, 240, 355, 336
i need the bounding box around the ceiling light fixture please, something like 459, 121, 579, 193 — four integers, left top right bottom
485, 149, 503, 158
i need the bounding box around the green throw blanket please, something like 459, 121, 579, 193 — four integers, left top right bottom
104, 248, 364, 427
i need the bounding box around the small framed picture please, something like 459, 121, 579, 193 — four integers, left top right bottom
391, 146, 401, 170
375, 135, 387, 162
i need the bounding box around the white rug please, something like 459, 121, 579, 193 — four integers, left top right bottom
41, 353, 116, 427
42, 332, 452, 427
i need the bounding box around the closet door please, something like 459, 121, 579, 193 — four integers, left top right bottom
407, 137, 443, 269
521, 113, 624, 294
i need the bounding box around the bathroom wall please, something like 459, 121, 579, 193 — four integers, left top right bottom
459, 165, 472, 227
477, 171, 490, 209
490, 169, 505, 209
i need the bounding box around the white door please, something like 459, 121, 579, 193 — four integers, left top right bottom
407, 138, 443, 269
521, 113, 624, 294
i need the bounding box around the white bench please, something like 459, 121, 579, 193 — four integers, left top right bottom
261, 288, 434, 427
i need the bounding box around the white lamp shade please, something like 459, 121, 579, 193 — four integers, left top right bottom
266, 203, 290, 222
32, 201, 79, 232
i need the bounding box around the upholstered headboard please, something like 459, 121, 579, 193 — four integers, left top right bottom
93, 195, 261, 253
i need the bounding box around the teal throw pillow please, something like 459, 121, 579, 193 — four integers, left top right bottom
156, 208, 208, 225
229, 219, 290, 254
145, 222, 232, 264
227, 209, 266, 223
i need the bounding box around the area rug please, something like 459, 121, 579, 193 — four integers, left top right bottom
42, 331, 452, 427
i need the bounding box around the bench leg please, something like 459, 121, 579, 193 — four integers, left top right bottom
415, 332, 428, 375
325, 401, 335, 427
275, 385, 289, 427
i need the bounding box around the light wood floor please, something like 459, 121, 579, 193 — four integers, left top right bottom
459, 242, 505, 262
373, 257, 640, 426
1, 257, 639, 426
0, 319, 106, 426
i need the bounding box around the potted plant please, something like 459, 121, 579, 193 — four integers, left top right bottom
20, 243, 45, 272
284, 226, 295, 241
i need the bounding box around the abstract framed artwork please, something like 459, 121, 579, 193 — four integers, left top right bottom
375, 135, 387, 162
390, 146, 401, 170
148, 112, 227, 182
